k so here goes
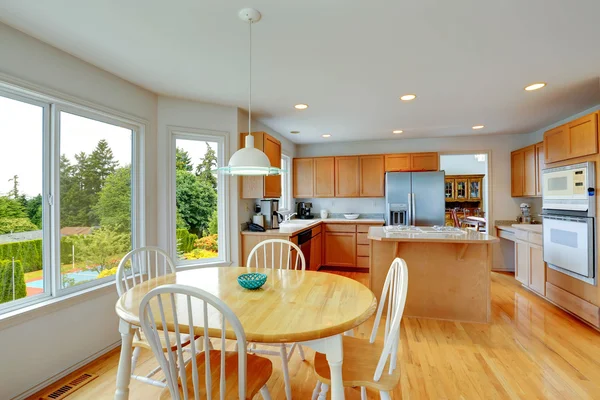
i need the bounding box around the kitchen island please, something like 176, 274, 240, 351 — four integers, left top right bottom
368, 226, 499, 323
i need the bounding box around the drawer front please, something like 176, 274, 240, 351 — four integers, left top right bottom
324, 224, 356, 232
357, 233, 369, 245
514, 229, 528, 241
357, 244, 370, 257
357, 224, 381, 233
546, 283, 600, 327
497, 230, 515, 241
528, 232, 542, 246
311, 224, 322, 236
356, 256, 370, 268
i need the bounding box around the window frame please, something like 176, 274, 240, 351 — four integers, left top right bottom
168, 126, 230, 268
0, 78, 145, 316
279, 153, 293, 213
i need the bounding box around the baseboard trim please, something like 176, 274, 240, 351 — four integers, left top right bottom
11, 340, 121, 400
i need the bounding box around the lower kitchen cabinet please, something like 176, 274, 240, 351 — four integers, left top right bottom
310, 232, 322, 270
515, 240, 529, 285
528, 244, 545, 295
324, 231, 356, 267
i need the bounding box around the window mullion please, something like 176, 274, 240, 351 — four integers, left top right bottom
49, 104, 61, 297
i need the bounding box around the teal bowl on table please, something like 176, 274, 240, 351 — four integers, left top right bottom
237, 272, 267, 290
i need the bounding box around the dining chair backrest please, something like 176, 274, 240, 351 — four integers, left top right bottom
369, 257, 409, 382
116, 246, 176, 296
450, 209, 461, 228
246, 239, 306, 270
139, 284, 249, 400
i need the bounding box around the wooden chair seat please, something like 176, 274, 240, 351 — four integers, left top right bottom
159, 351, 273, 400
314, 336, 401, 392
133, 330, 193, 352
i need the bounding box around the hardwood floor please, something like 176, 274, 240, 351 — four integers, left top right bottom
27, 271, 600, 399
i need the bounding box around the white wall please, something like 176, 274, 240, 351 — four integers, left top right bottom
297, 133, 534, 224
0, 22, 158, 400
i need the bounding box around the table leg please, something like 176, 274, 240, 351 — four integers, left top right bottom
114, 319, 134, 400
301, 334, 345, 400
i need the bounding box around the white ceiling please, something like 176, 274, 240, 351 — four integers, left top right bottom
1, 0, 600, 144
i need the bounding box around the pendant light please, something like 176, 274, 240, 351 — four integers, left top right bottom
216, 8, 281, 176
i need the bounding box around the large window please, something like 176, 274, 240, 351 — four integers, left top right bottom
0, 82, 142, 314
171, 129, 227, 266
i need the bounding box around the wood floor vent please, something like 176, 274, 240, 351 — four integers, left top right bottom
40, 373, 98, 400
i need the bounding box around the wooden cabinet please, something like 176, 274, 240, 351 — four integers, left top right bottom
324, 231, 356, 267
455, 177, 468, 200
535, 142, 545, 196
293, 158, 313, 198
240, 132, 282, 199
529, 244, 545, 296
410, 152, 439, 171
468, 177, 483, 201
523, 145, 536, 197
384, 152, 438, 172
310, 232, 322, 270
511, 142, 544, 198
445, 178, 456, 200
334, 156, 360, 197
515, 240, 529, 285
544, 112, 598, 164
384, 154, 410, 172
359, 155, 384, 197
511, 149, 525, 197
314, 157, 335, 197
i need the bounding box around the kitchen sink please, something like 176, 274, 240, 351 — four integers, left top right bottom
280, 219, 316, 226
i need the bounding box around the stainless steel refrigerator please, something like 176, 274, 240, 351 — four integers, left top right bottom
385, 172, 446, 226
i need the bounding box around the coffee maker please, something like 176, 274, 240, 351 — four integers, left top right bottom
260, 199, 281, 229
296, 202, 314, 219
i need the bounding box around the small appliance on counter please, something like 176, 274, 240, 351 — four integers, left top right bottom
296, 201, 314, 219
252, 213, 264, 227
542, 161, 596, 284
260, 199, 280, 229
517, 203, 532, 224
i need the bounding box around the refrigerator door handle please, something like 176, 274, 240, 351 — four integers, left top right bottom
412, 193, 416, 225
407, 193, 412, 226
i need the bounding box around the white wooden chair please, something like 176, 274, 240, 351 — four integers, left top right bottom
139, 283, 273, 399
116, 246, 195, 388
246, 239, 306, 400
311, 258, 409, 400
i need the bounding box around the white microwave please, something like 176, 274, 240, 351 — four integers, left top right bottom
542, 162, 595, 214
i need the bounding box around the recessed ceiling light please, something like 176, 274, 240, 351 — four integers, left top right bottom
524, 82, 546, 91
400, 94, 416, 101
393, 130, 403, 134
322, 134, 331, 138
472, 125, 485, 130
294, 104, 309, 110
290, 131, 300, 134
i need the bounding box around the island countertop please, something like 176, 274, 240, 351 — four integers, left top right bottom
367, 226, 499, 244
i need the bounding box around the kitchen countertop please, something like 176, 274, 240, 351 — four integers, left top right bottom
367, 226, 498, 243
495, 223, 542, 234
240, 217, 385, 236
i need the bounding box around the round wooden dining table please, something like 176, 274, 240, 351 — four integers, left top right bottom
114, 266, 377, 400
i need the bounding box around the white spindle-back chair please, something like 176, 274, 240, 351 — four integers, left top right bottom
139, 284, 273, 399
116, 247, 193, 388
246, 239, 306, 399
312, 258, 409, 400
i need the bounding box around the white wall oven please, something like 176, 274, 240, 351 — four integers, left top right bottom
542, 162, 596, 285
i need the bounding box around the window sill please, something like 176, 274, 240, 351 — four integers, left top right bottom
176, 260, 233, 270
0, 281, 116, 332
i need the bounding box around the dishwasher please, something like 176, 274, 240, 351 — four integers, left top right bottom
297, 229, 312, 269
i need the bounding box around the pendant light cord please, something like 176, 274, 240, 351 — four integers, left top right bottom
248, 18, 252, 136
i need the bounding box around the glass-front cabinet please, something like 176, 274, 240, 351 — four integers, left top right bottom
445, 179, 455, 200
468, 177, 483, 201
455, 178, 468, 200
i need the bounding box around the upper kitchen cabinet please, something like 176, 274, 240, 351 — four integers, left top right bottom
384, 152, 439, 172
335, 156, 360, 197
410, 152, 439, 171
535, 142, 545, 196
544, 111, 598, 164
240, 132, 282, 199
314, 157, 335, 197
293, 158, 314, 198
359, 155, 385, 197
511, 143, 540, 197
384, 154, 410, 172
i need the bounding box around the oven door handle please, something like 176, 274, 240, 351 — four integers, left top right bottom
542, 215, 589, 223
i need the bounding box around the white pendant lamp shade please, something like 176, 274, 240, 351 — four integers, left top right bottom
214, 8, 283, 177
226, 135, 274, 176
